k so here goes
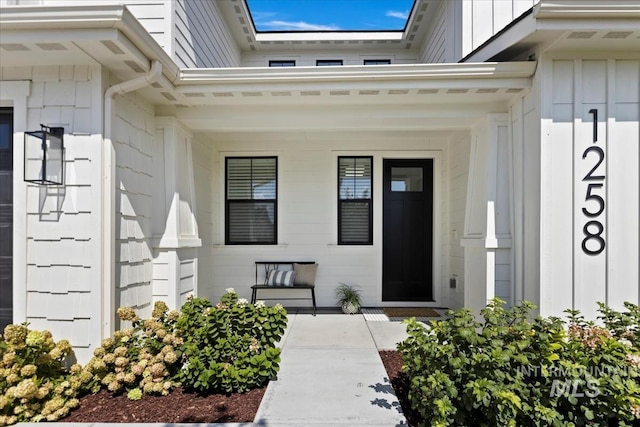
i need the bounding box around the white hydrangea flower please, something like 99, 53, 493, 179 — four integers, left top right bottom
225, 288, 235, 294
237, 298, 249, 305
255, 301, 266, 308
619, 338, 633, 347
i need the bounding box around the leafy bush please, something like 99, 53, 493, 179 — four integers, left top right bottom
399, 299, 640, 427
175, 288, 287, 393
0, 324, 80, 425
73, 301, 183, 398
0, 292, 288, 426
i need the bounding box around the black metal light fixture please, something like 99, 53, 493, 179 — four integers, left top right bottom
24, 124, 64, 185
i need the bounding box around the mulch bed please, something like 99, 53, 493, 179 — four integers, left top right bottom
61, 385, 266, 423
61, 352, 413, 424
379, 350, 423, 427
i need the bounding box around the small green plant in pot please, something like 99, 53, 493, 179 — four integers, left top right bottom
335, 283, 362, 314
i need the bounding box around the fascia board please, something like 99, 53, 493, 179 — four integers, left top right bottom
535, 18, 640, 31
534, 0, 640, 19
460, 12, 537, 63
177, 62, 536, 87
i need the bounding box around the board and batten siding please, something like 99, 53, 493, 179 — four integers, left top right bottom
540, 55, 640, 319
174, 0, 241, 68
461, 0, 536, 59
1, 64, 104, 363
196, 131, 453, 308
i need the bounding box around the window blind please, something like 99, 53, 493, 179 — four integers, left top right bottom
338, 157, 372, 245
226, 157, 277, 244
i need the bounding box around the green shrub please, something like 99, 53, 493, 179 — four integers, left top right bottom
175, 288, 287, 393
0, 324, 80, 425
74, 301, 182, 398
399, 299, 640, 427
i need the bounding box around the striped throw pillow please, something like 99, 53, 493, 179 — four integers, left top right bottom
267, 269, 296, 287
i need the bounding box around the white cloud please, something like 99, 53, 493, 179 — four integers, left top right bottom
386, 10, 409, 20
258, 20, 341, 31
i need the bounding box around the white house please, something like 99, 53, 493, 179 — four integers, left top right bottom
0, 0, 638, 363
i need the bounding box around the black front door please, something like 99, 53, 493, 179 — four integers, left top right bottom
0, 108, 13, 331
382, 159, 433, 301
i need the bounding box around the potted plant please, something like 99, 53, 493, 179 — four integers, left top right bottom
334, 283, 362, 314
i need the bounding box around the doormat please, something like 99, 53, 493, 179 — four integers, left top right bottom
383, 307, 441, 318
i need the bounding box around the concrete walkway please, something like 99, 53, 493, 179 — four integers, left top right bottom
253, 310, 409, 426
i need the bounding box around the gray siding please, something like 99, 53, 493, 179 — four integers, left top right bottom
419, 0, 448, 63
174, 0, 241, 68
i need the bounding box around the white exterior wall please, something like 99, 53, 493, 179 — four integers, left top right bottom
461, 0, 537, 58
447, 132, 470, 309
197, 131, 451, 308
192, 133, 215, 301
540, 54, 640, 319
509, 77, 542, 308
174, 0, 241, 68
1, 64, 104, 363
241, 50, 420, 67
113, 89, 155, 321
462, 114, 514, 313
150, 118, 200, 309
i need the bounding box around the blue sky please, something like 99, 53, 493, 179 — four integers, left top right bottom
246, 0, 415, 32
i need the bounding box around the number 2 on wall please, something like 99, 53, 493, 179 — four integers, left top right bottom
581, 109, 605, 255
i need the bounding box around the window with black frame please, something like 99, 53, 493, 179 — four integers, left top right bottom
338, 156, 373, 245
226, 157, 277, 245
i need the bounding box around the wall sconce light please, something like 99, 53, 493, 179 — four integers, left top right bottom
24, 124, 64, 185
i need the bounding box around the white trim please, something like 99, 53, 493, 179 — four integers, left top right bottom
534, 0, 640, 19
178, 62, 537, 85
0, 80, 30, 325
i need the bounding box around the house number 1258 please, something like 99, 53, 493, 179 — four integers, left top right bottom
581, 109, 605, 255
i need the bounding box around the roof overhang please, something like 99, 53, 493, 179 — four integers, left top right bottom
170, 62, 536, 132
1, 4, 535, 133
0, 4, 185, 106
462, 0, 640, 62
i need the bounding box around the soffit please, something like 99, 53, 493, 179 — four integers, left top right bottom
0, 5, 186, 107
217, 0, 432, 52
463, 0, 640, 62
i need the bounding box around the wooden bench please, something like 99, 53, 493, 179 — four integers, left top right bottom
250, 261, 317, 316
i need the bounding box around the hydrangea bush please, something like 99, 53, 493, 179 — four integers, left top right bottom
399, 298, 640, 427
1, 290, 289, 426
73, 301, 183, 399
175, 288, 288, 393
0, 324, 80, 425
